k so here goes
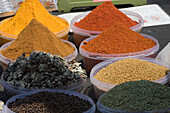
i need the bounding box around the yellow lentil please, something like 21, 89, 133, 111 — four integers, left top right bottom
94, 58, 169, 84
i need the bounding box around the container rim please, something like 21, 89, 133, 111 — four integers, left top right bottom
53, 16, 70, 37
97, 93, 170, 113
79, 33, 160, 60
5, 89, 95, 113
0, 16, 70, 39
0, 39, 77, 65
90, 57, 170, 91
0, 72, 87, 93
62, 39, 78, 61
70, 10, 144, 36
0, 41, 15, 64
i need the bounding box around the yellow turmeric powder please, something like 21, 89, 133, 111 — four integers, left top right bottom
1, 19, 74, 60
0, 0, 68, 38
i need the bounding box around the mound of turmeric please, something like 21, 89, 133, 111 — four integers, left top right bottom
0, 0, 68, 38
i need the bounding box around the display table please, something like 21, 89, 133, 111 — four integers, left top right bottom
0, 0, 169, 112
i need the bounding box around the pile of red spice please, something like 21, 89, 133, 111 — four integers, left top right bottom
74, 1, 137, 31
81, 22, 156, 54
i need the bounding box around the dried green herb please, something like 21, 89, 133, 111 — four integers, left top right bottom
3, 52, 87, 89
99, 80, 170, 111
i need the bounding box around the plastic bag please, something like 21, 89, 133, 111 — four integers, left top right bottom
156, 42, 170, 66
0, 101, 4, 112
0, 0, 14, 13
12, 0, 57, 12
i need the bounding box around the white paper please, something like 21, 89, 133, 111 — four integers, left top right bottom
120, 4, 170, 27
58, 4, 170, 32
58, 12, 89, 25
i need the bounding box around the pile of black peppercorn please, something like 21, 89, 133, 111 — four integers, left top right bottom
8, 91, 92, 113
3, 52, 86, 89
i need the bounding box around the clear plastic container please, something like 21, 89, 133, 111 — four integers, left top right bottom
97, 95, 170, 113
54, 16, 70, 40
0, 72, 86, 93
0, 39, 78, 71
90, 57, 170, 99
0, 41, 15, 71
62, 39, 78, 61
79, 33, 159, 74
71, 11, 144, 47
2, 89, 96, 113
0, 16, 70, 45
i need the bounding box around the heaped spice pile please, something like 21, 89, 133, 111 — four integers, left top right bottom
94, 58, 169, 84
1, 19, 74, 60
99, 80, 170, 111
8, 91, 92, 113
3, 52, 86, 89
75, 1, 137, 31
0, 0, 68, 37
82, 22, 156, 54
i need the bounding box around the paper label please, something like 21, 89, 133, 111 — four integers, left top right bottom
120, 4, 170, 27
93, 0, 111, 2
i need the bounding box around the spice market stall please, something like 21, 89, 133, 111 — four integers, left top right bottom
0, 0, 170, 113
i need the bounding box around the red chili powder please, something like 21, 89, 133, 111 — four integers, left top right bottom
74, 1, 137, 31
81, 22, 156, 54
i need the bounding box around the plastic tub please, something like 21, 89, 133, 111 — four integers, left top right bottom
90, 57, 170, 99
97, 94, 170, 113
0, 71, 86, 93
79, 33, 159, 74
0, 39, 78, 71
2, 89, 95, 113
0, 16, 70, 46
71, 11, 144, 48
54, 16, 70, 40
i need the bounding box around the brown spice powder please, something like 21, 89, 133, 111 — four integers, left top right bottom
1, 19, 74, 60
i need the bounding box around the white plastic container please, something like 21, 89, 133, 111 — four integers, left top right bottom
2, 89, 96, 113
0, 39, 78, 70
90, 57, 170, 99
79, 33, 159, 73
71, 11, 144, 47
97, 94, 170, 113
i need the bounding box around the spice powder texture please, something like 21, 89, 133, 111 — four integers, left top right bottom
99, 80, 170, 111
82, 22, 156, 54
0, 0, 68, 38
94, 58, 169, 84
1, 19, 74, 60
74, 1, 137, 31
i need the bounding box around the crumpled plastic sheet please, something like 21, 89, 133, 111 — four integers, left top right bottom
156, 42, 170, 66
